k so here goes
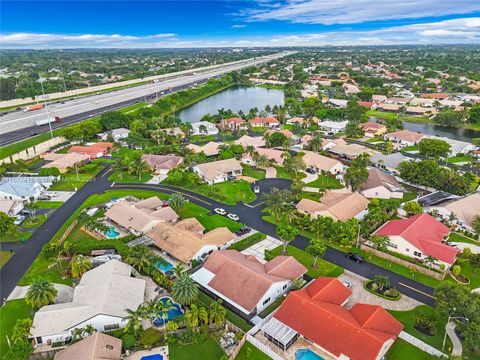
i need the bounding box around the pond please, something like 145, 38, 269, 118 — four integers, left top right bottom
370, 117, 480, 142
178, 85, 284, 123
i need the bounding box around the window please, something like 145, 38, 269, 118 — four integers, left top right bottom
283, 284, 288, 290
414, 251, 422, 257
104, 324, 119, 331
387, 242, 398, 249
262, 298, 271, 306
406, 248, 410, 252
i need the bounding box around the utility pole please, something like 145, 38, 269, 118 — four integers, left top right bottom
39, 78, 54, 139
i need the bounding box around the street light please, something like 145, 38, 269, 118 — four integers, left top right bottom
39, 78, 54, 139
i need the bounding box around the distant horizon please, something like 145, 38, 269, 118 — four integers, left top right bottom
1, 1, 480, 48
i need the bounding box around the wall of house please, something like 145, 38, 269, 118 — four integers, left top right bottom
256, 280, 291, 314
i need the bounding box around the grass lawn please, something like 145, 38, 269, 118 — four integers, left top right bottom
400, 145, 419, 152
270, 245, 344, 278
448, 232, 479, 246
119, 102, 146, 113
0, 251, 13, 268
197, 292, 252, 332
274, 166, 304, 180
178, 203, 242, 233
250, 126, 268, 134
189, 135, 217, 143
452, 256, 480, 290
229, 233, 266, 251
0, 130, 64, 159
386, 339, 434, 360
299, 191, 322, 201
22, 215, 48, 228
235, 341, 272, 360
108, 170, 153, 183
19, 254, 72, 286
169, 338, 225, 360
242, 165, 266, 180
34, 201, 64, 209
0, 299, 33, 358
447, 155, 476, 164
258, 296, 285, 318
402, 192, 418, 203
111, 147, 138, 158
0, 231, 32, 243
305, 175, 343, 190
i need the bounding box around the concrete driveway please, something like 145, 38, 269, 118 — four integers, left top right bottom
456, 242, 480, 254
7, 283, 74, 303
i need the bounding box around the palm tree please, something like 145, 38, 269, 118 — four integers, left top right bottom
11, 318, 32, 344
128, 158, 150, 181
448, 212, 458, 226
126, 245, 155, 273
373, 275, 390, 292
185, 304, 208, 329
199, 124, 208, 134
71, 327, 85, 341
25, 279, 58, 309
124, 306, 145, 337
208, 299, 226, 327
155, 298, 177, 331
83, 324, 96, 336
255, 154, 271, 169
424, 256, 437, 270
168, 193, 186, 212
385, 142, 394, 155
71, 255, 92, 278
172, 263, 185, 277
308, 136, 323, 152
112, 158, 127, 180
171, 273, 199, 305
281, 206, 297, 225
472, 215, 480, 234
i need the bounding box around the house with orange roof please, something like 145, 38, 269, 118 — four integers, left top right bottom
384, 130, 425, 149
250, 116, 280, 128
218, 117, 247, 131
191, 250, 306, 317
259, 277, 403, 359
420, 93, 449, 99
68, 142, 113, 159
360, 122, 387, 138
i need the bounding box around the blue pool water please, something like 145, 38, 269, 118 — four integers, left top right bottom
295, 349, 324, 360
152, 297, 183, 327
154, 260, 174, 273
141, 355, 163, 360
104, 226, 120, 238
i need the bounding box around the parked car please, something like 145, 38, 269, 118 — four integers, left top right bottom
226, 175, 236, 181
14, 215, 26, 226
37, 195, 51, 200
342, 281, 352, 288
345, 252, 365, 263
235, 226, 251, 236
306, 168, 316, 174
446, 242, 459, 248
227, 213, 239, 221
254, 186, 260, 194
214, 208, 226, 215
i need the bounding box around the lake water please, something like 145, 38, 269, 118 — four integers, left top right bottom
370, 117, 480, 142
178, 85, 284, 123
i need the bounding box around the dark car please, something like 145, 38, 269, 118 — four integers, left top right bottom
345, 252, 365, 263
235, 226, 251, 236
306, 168, 316, 174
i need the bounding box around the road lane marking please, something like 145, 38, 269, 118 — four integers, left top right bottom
101, 168, 112, 178
245, 201, 265, 208
399, 282, 436, 300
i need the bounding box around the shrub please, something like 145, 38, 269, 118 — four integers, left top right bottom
83, 163, 98, 173
384, 288, 399, 298
264, 249, 274, 261
121, 333, 137, 349
139, 328, 162, 349
413, 312, 437, 334
166, 321, 179, 332
3, 341, 33, 360
452, 264, 462, 276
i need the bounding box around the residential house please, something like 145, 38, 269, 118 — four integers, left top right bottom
428, 193, 480, 232
186, 141, 221, 156
42, 153, 90, 173
234, 135, 265, 148
30, 260, 145, 346
317, 120, 349, 134
105, 196, 179, 236
377, 103, 400, 112
373, 213, 458, 268
321, 138, 347, 151
0, 199, 24, 216
358, 101, 374, 109
372, 94, 387, 103
410, 97, 435, 107
343, 83, 361, 95
286, 117, 307, 127
161, 127, 186, 139
370, 153, 412, 174
329, 143, 377, 159
0, 176, 57, 202
384, 130, 424, 149
193, 158, 243, 184
260, 277, 403, 359
54, 332, 122, 360
360, 168, 404, 199
218, 118, 247, 131
98, 128, 129, 142
405, 106, 436, 116
424, 136, 476, 156
296, 191, 369, 221
191, 250, 307, 317
250, 117, 280, 128
141, 154, 184, 175
299, 135, 313, 149
191, 121, 219, 135
360, 122, 387, 138
241, 148, 284, 166
420, 93, 449, 100
68, 142, 113, 159
328, 99, 348, 108
147, 221, 235, 264
302, 151, 344, 175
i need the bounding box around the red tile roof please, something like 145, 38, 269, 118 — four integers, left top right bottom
360, 122, 386, 131
250, 116, 279, 124
68, 142, 113, 158
420, 93, 449, 99
358, 101, 374, 108
274, 277, 403, 360
374, 213, 457, 264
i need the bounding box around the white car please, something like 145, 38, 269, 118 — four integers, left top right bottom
214, 208, 226, 215
342, 281, 352, 288
14, 215, 26, 226
447, 242, 459, 248
227, 213, 239, 221
254, 186, 260, 194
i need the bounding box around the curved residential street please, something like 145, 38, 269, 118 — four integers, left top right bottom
0, 168, 436, 306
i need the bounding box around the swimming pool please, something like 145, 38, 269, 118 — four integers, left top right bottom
104, 226, 120, 238
140, 355, 163, 360
295, 349, 324, 360
152, 297, 183, 327
155, 259, 174, 273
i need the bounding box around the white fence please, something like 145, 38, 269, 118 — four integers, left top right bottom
246, 335, 285, 360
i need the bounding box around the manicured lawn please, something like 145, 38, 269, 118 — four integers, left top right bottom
448, 232, 479, 246
235, 341, 272, 360
386, 339, 434, 360
197, 292, 252, 332
400, 145, 419, 152
178, 203, 242, 232
34, 201, 64, 209
19, 254, 72, 286
250, 126, 268, 134
402, 192, 418, 203
242, 165, 266, 180
299, 191, 322, 201
274, 166, 305, 180
270, 245, 344, 278
108, 170, 153, 183
229, 233, 266, 251
452, 256, 480, 290
22, 215, 48, 228
446, 155, 476, 164
189, 135, 217, 143
0, 299, 33, 358
305, 175, 343, 190
0, 131, 64, 159
258, 296, 285, 318
0, 251, 13, 268
111, 147, 138, 158
0, 231, 31, 243
169, 338, 226, 360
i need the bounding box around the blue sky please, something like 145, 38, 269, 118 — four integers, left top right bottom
1, 1, 480, 48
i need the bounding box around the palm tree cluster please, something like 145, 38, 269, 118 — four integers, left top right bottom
112, 150, 150, 181
261, 187, 296, 222
78, 211, 109, 235
185, 300, 227, 329
125, 245, 159, 274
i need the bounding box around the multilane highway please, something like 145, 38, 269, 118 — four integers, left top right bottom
0, 51, 293, 146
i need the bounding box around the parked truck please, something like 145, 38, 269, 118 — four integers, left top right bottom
35, 116, 61, 126
23, 104, 44, 112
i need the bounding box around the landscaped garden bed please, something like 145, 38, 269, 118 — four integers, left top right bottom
364, 276, 401, 301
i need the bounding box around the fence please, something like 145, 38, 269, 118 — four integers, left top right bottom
246, 335, 285, 360
229, 334, 247, 360
0, 136, 67, 163
360, 245, 446, 280
59, 219, 78, 244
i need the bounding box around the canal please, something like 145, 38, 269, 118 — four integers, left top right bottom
178, 85, 284, 123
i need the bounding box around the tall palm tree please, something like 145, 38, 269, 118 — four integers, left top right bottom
308, 136, 323, 152
126, 245, 155, 273
71, 255, 92, 278
11, 318, 32, 344
71, 327, 85, 341
168, 193, 186, 212
208, 300, 226, 327
128, 158, 150, 181
112, 157, 127, 180
245, 145, 256, 158
171, 273, 199, 305
185, 304, 208, 329
124, 306, 145, 337
25, 279, 58, 309
254, 154, 271, 169
172, 263, 185, 277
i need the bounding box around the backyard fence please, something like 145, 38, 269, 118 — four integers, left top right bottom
58, 219, 78, 244
0, 136, 67, 163
228, 334, 246, 360
246, 334, 285, 360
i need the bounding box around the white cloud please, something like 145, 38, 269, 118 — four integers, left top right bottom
231, 24, 246, 28
244, 0, 480, 25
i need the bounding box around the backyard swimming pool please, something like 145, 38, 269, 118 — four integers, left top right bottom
141, 355, 163, 360
152, 297, 183, 327
155, 259, 174, 273
104, 226, 120, 238
295, 349, 324, 360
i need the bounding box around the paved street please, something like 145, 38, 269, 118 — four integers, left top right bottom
0, 171, 437, 306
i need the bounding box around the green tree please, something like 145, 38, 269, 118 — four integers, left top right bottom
373, 275, 390, 291
276, 224, 299, 255
11, 319, 32, 344
126, 245, 155, 273
418, 138, 451, 158
185, 304, 208, 328
99, 111, 130, 131
155, 298, 177, 331
305, 239, 327, 268
25, 278, 58, 309
345, 121, 364, 138
71, 254, 92, 278
469, 106, 480, 124
370, 235, 389, 251
344, 154, 369, 191
168, 193, 186, 212
208, 299, 227, 327
0, 212, 18, 239
124, 306, 145, 337
171, 272, 199, 305
472, 215, 480, 234
404, 201, 423, 216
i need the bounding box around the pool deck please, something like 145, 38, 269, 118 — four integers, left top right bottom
125, 346, 169, 360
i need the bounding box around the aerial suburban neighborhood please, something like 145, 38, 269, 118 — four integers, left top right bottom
1, 3, 480, 360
